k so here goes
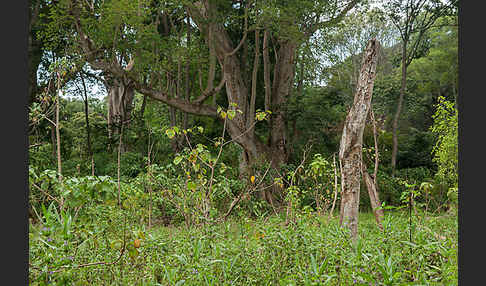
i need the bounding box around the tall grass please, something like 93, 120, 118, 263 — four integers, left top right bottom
29, 211, 457, 285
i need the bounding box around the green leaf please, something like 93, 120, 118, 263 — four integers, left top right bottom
166, 129, 175, 139
128, 247, 139, 259
174, 156, 183, 165
196, 144, 204, 153
255, 111, 268, 121
227, 109, 236, 120
187, 181, 197, 191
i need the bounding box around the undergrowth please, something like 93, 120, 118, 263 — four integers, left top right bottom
29, 211, 457, 285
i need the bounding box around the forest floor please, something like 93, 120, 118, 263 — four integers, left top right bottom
29, 211, 457, 285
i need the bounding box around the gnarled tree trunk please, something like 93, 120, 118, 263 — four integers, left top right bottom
70, 0, 357, 207
339, 38, 380, 241
188, 3, 297, 205
105, 76, 135, 150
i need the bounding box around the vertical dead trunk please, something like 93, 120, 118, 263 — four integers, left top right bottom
362, 162, 384, 229
391, 42, 408, 175
339, 39, 380, 241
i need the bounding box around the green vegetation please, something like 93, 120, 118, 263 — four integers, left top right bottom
28, 124, 458, 284
29, 207, 457, 285
28, 0, 458, 284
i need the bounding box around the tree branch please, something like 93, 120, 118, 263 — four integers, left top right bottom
135, 84, 218, 117
306, 0, 359, 36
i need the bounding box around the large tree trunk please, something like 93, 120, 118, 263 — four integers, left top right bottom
105, 77, 135, 150
187, 2, 292, 205
269, 40, 296, 168
339, 39, 380, 242
391, 42, 408, 175
267, 40, 297, 203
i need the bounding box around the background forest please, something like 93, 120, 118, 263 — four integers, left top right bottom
28, 0, 458, 284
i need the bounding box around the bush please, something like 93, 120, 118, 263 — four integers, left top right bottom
430, 96, 458, 189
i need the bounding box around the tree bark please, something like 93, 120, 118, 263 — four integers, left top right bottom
363, 108, 384, 228
105, 76, 135, 150
339, 39, 380, 242
362, 162, 384, 229
80, 73, 94, 175
269, 40, 296, 169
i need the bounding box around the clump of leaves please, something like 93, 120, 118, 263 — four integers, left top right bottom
430, 96, 457, 190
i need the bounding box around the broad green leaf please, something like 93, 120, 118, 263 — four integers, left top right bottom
227, 109, 236, 120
